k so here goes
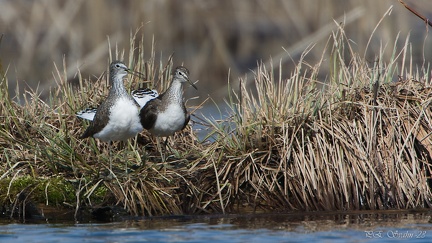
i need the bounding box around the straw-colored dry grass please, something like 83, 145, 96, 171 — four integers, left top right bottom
205, 28, 432, 212
1, 26, 432, 220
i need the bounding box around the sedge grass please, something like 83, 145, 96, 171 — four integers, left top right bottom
207, 27, 432, 211
1, 25, 432, 219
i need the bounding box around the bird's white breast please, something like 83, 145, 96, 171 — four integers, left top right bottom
94, 98, 143, 141
150, 103, 186, 137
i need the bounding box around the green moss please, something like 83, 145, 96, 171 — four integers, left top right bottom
37, 177, 76, 205
0, 174, 111, 210
0, 176, 35, 201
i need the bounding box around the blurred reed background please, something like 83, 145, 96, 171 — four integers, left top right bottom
0, 0, 431, 106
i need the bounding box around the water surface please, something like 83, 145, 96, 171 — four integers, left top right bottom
1, 211, 431, 242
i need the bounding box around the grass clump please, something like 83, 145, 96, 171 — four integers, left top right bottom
206, 28, 432, 212
1, 26, 432, 220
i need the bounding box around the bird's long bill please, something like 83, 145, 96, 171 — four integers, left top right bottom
127, 69, 145, 79
187, 78, 198, 90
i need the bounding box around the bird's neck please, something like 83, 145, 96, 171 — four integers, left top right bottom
163, 80, 183, 104
109, 75, 128, 97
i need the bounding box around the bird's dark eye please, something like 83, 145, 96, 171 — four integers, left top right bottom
116, 64, 120, 68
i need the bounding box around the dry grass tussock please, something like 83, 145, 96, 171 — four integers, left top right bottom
207, 29, 432, 212
1, 28, 432, 219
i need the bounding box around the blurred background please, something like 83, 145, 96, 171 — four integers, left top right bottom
0, 0, 431, 107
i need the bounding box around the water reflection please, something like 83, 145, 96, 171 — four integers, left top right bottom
0, 211, 431, 242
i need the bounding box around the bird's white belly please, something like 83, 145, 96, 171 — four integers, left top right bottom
94, 98, 143, 141
150, 104, 186, 137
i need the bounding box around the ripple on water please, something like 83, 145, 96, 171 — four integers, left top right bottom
0, 211, 431, 243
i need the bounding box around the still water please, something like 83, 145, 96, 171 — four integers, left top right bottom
1, 211, 431, 242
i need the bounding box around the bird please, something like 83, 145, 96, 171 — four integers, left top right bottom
78, 60, 145, 172
139, 66, 197, 158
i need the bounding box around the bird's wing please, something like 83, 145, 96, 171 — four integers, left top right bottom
131, 88, 159, 108
139, 98, 161, 130
182, 103, 190, 131
79, 100, 111, 139
76, 107, 97, 121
